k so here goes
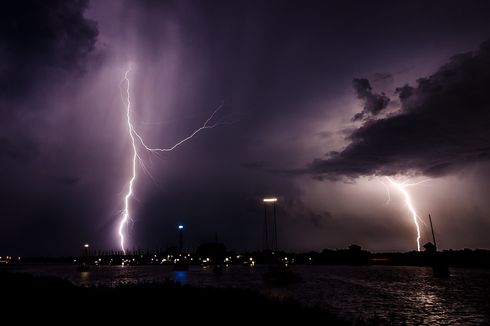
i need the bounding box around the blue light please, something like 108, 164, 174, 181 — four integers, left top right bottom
174, 271, 187, 284
178, 225, 184, 229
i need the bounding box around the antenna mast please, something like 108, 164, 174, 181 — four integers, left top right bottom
428, 214, 437, 251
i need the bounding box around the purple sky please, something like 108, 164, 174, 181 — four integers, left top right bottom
1, 0, 490, 255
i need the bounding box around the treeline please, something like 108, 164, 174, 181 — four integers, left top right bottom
293, 246, 490, 268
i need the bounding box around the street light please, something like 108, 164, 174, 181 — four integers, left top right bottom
263, 197, 278, 251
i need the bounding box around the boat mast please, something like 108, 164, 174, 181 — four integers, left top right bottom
428, 214, 437, 251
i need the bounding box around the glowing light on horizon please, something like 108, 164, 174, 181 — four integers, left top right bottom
118, 65, 224, 253
263, 198, 278, 203
385, 176, 429, 251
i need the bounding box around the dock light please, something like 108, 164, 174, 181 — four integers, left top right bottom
178, 225, 184, 229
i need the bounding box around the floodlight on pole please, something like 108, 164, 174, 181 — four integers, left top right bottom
83, 243, 90, 258
262, 197, 278, 251
263, 198, 278, 203
178, 224, 184, 252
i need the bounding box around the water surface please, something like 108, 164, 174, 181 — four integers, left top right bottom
3, 264, 489, 325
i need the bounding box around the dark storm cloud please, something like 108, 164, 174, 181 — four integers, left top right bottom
0, 137, 38, 162
371, 72, 393, 83
275, 197, 333, 228
54, 176, 80, 186
309, 40, 490, 179
0, 0, 97, 100
351, 78, 390, 121
308, 211, 332, 228
0, 0, 99, 255
240, 162, 266, 169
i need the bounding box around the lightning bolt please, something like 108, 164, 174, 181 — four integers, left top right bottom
118, 65, 224, 253
131, 104, 223, 153
385, 176, 429, 252
118, 66, 139, 254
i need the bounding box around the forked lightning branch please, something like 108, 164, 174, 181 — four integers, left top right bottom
118, 65, 224, 253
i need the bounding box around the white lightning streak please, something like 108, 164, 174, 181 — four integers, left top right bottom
118, 65, 223, 253
386, 176, 423, 251
131, 102, 224, 153
118, 67, 138, 253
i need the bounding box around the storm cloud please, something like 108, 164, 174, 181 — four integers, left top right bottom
2, 0, 490, 255
0, 0, 97, 100
309, 40, 490, 179
351, 78, 390, 121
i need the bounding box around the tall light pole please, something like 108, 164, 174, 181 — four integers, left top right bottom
178, 225, 184, 253
84, 243, 89, 257
263, 198, 278, 251
428, 214, 437, 251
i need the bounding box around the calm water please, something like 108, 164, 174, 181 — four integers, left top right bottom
3, 264, 489, 325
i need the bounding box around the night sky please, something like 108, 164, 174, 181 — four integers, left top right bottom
2, 0, 490, 256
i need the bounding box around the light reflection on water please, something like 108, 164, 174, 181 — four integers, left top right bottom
174, 271, 187, 284
2, 264, 489, 325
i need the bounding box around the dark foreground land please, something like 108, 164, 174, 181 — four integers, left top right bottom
0, 271, 386, 325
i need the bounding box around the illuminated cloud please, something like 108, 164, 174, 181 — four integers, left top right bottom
351, 78, 390, 121
308, 40, 490, 179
